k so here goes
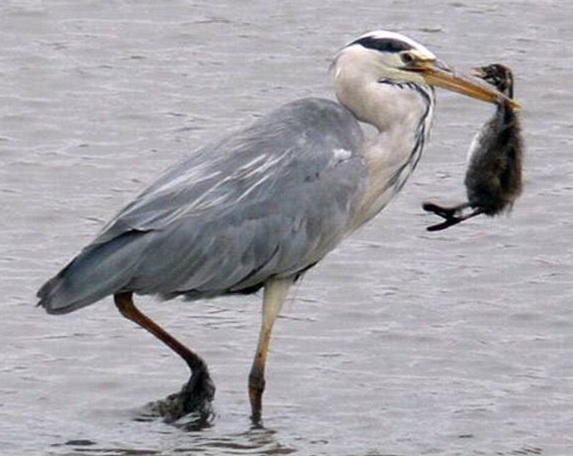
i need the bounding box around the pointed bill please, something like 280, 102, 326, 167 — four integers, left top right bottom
414, 62, 522, 110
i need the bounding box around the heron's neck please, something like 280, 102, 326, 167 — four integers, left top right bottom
334, 64, 435, 226
334, 58, 434, 133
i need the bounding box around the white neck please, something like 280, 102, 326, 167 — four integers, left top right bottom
332, 49, 435, 227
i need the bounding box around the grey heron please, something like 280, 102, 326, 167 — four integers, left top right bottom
37, 31, 516, 422
423, 63, 523, 231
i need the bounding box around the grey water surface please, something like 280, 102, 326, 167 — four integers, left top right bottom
1, 1, 572, 455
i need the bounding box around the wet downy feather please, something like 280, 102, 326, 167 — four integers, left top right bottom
423, 63, 524, 231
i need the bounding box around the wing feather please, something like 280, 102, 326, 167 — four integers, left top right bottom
38, 97, 367, 312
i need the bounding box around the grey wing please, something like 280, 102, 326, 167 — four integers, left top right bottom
38, 98, 367, 313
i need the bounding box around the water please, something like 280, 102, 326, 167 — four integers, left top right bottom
1, 1, 572, 455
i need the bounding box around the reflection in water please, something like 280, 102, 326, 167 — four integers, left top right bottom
188, 427, 296, 455
52, 422, 297, 456
52, 433, 545, 456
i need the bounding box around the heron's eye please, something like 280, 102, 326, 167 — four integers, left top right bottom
400, 51, 416, 66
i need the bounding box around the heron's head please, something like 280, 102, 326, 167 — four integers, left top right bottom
333, 31, 520, 109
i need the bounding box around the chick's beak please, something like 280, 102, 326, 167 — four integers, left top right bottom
409, 59, 521, 110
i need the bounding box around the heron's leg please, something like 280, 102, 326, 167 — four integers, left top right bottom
248, 278, 291, 423
114, 292, 206, 372
114, 292, 214, 417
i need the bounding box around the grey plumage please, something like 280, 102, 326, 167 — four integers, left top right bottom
38, 98, 367, 313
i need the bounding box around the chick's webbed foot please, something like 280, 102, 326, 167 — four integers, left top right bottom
422, 202, 474, 231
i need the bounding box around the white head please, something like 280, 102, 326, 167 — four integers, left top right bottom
331, 30, 518, 125
332, 31, 439, 87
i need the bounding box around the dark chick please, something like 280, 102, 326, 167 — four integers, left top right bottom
423, 64, 524, 231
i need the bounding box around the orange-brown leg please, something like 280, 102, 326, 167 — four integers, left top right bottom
114, 292, 214, 416
248, 278, 291, 423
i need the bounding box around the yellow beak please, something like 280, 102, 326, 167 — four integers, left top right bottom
411, 61, 521, 110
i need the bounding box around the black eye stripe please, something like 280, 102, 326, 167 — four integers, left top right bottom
351, 36, 414, 53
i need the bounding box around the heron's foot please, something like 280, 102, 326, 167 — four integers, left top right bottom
248, 381, 264, 425
248, 360, 268, 425
180, 366, 216, 418
143, 367, 216, 427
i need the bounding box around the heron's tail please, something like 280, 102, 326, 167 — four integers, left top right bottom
37, 232, 146, 314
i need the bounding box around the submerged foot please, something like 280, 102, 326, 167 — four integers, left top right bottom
142, 367, 216, 427
181, 367, 216, 419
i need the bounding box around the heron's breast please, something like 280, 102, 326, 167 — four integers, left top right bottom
352, 127, 429, 228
